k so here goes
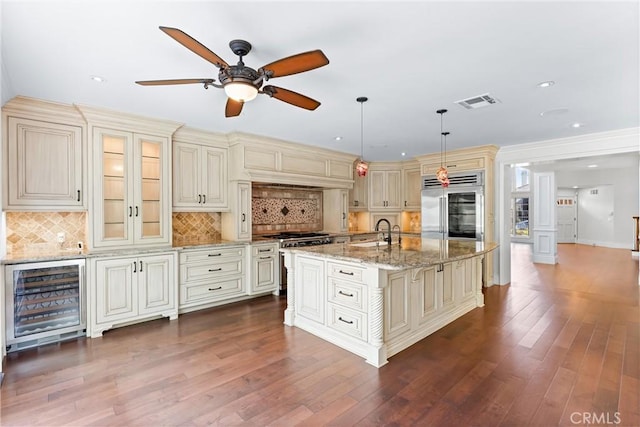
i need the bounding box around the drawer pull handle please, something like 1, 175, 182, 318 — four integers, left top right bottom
259, 256, 271, 260
258, 249, 271, 253
202, 194, 206, 204
77, 190, 81, 202
198, 194, 202, 204
338, 317, 354, 325
208, 286, 222, 291
208, 253, 222, 257
208, 268, 222, 272
338, 270, 354, 276
338, 290, 354, 297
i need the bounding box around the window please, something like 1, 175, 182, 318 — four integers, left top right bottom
512, 166, 530, 191
511, 197, 529, 236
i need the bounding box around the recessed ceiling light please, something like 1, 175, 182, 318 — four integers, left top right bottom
587, 164, 598, 168
571, 122, 584, 128
540, 108, 569, 116
90, 75, 106, 83
334, 136, 342, 141
401, 152, 406, 157
537, 81, 555, 88
572, 186, 579, 189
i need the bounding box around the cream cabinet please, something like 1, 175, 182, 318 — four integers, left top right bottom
402, 164, 422, 210
326, 261, 369, 341
323, 189, 349, 233
415, 144, 498, 285
3, 98, 86, 210
368, 168, 402, 210
385, 257, 481, 343
221, 181, 252, 241
294, 256, 326, 325
172, 131, 228, 211
249, 242, 279, 295
349, 170, 368, 210
89, 251, 178, 337
178, 245, 247, 311
90, 128, 171, 249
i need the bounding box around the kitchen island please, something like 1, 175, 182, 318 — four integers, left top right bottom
281, 237, 498, 367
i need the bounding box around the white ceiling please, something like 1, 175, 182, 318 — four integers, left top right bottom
1, 1, 639, 162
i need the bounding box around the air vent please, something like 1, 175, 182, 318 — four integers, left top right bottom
455, 93, 501, 110
423, 172, 484, 189
590, 189, 598, 195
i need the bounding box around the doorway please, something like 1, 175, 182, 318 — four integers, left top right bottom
556, 195, 576, 243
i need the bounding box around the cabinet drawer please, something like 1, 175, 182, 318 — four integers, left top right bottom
251, 243, 278, 257
179, 247, 245, 264
180, 277, 244, 304
180, 258, 243, 283
327, 304, 367, 341
328, 278, 367, 312
328, 262, 365, 282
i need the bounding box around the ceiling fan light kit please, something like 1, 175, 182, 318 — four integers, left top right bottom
136, 26, 329, 117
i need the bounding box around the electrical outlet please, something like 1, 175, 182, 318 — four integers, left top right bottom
57, 232, 66, 243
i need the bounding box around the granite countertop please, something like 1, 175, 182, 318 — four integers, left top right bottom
281, 236, 498, 270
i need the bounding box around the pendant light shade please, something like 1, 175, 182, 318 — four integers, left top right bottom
356, 96, 369, 177
436, 109, 450, 188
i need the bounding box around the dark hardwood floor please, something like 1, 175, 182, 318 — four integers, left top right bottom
1, 243, 638, 426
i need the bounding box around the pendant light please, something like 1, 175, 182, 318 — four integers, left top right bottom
355, 96, 369, 177
436, 109, 450, 187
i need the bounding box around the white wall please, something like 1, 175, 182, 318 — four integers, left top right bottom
556, 165, 639, 248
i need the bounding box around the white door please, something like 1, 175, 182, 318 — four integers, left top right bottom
557, 196, 576, 243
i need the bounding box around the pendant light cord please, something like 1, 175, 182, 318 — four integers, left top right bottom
360, 101, 364, 158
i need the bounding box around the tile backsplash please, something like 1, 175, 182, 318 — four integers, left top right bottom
172, 212, 221, 245
252, 184, 322, 235
6, 211, 86, 253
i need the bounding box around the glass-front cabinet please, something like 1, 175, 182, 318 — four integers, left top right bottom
92, 127, 170, 249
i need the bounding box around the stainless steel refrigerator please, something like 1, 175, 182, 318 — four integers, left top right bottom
421, 171, 484, 241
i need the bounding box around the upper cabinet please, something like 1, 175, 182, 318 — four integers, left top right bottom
78, 105, 182, 251
349, 163, 368, 210
172, 127, 228, 211
368, 165, 402, 210
402, 161, 421, 210
2, 97, 86, 210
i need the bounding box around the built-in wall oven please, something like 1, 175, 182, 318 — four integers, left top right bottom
421, 171, 484, 241
261, 232, 333, 293
5, 258, 86, 352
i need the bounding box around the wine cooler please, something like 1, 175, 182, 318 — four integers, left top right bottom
5, 259, 86, 352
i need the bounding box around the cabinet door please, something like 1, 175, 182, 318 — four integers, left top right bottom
95, 257, 136, 324
349, 172, 368, 209
7, 117, 84, 209
172, 141, 201, 207
237, 181, 251, 240
403, 167, 422, 210
93, 128, 134, 247
134, 133, 170, 246
295, 256, 325, 324
385, 170, 402, 209
384, 271, 411, 340
201, 146, 228, 209
414, 266, 438, 328
252, 255, 277, 294
368, 170, 387, 209
339, 189, 349, 231
138, 253, 175, 315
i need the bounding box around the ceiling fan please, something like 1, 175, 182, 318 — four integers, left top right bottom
136, 26, 329, 117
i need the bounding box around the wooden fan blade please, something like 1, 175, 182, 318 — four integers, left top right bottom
159, 26, 229, 68
263, 85, 320, 110
260, 50, 329, 78
136, 78, 215, 86
225, 98, 244, 117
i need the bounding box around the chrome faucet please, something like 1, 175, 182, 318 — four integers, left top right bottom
375, 218, 392, 246
392, 224, 402, 245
